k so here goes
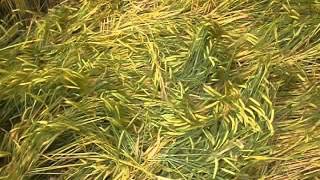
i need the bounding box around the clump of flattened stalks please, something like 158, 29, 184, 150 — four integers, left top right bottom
0, 0, 320, 179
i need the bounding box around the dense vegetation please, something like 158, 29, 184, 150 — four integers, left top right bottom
0, 0, 320, 179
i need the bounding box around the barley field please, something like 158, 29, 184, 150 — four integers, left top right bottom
0, 0, 320, 179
